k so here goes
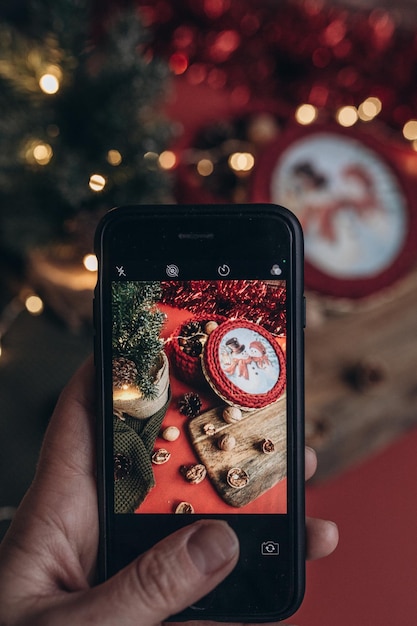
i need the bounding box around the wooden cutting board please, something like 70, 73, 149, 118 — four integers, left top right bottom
188, 395, 287, 507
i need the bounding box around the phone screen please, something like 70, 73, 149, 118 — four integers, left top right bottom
95, 205, 304, 622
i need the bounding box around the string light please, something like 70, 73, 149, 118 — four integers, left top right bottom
403, 119, 417, 141
358, 96, 382, 121
107, 149, 122, 166
25, 141, 53, 165
336, 105, 358, 127
24, 294, 44, 315
158, 150, 177, 170
89, 174, 106, 191
295, 103, 318, 125
228, 152, 255, 172
83, 254, 98, 272
32, 142, 53, 165
197, 158, 214, 176
39, 65, 62, 94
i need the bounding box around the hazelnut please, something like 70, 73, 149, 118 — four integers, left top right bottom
162, 426, 180, 441
222, 406, 242, 424
217, 433, 236, 451
204, 321, 218, 334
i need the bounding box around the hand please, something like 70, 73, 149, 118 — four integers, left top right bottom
0, 358, 338, 625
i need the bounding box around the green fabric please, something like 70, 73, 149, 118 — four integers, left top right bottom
113, 391, 171, 513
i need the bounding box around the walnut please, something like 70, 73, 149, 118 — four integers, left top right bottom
226, 467, 249, 489
203, 422, 216, 436
175, 501, 195, 514
181, 464, 207, 484
151, 448, 171, 465
262, 438, 275, 454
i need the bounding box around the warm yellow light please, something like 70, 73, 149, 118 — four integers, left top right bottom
336, 105, 358, 127
39, 73, 60, 94
228, 152, 255, 172
32, 142, 53, 165
295, 103, 318, 125
83, 254, 98, 272
358, 97, 382, 121
158, 150, 177, 170
25, 295, 44, 315
113, 385, 142, 401
197, 158, 214, 176
107, 149, 122, 166
403, 119, 417, 141
89, 174, 106, 191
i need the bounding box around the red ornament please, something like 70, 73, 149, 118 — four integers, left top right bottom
202, 318, 286, 410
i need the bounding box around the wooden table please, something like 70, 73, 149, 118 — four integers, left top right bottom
305, 267, 417, 481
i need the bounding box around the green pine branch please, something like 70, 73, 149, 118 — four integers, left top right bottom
0, 0, 173, 257
112, 281, 164, 399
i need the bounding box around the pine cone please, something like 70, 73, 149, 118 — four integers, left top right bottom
178, 392, 202, 418
114, 453, 132, 481
182, 320, 202, 336
112, 356, 138, 389
183, 337, 203, 357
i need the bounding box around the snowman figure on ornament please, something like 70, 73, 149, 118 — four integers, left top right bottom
221, 337, 250, 379
220, 335, 277, 395
248, 340, 271, 369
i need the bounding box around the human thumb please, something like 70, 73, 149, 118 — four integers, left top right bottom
63, 520, 239, 625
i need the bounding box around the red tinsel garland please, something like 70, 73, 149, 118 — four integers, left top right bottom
136, 0, 417, 133
160, 279, 286, 335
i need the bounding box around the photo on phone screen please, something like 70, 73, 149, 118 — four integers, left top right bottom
111, 279, 288, 517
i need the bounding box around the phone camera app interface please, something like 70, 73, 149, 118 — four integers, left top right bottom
111, 279, 287, 516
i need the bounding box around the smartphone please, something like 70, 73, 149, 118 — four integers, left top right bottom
94, 204, 305, 622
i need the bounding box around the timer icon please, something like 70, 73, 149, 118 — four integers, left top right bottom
218, 264, 231, 277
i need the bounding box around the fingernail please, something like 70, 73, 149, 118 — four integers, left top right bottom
187, 521, 239, 575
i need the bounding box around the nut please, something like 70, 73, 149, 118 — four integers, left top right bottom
227, 467, 249, 489
162, 426, 180, 442
222, 406, 242, 424
151, 448, 171, 465
204, 320, 219, 335
203, 422, 216, 436
262, 438, 275, 454
217, 433, 236, 451
175, 501, 195, 514
181, 463, 207, 484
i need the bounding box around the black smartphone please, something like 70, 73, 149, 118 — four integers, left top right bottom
94, 203, 305, 622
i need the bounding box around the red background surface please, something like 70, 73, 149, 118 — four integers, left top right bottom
294, 427, 417, 624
